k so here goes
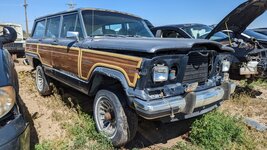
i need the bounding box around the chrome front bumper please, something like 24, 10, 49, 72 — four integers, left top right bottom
133, 82, 236, 120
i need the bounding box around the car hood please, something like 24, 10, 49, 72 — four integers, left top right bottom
81, 37, 234, 53
206, 0, 267, 39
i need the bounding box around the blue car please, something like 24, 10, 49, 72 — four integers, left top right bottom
0, 26, 30, 150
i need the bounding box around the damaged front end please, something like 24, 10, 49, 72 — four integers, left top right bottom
131, 46, 235, 122
240, 49, 267, 78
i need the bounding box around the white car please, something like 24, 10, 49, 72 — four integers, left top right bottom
0, 23, 25, 57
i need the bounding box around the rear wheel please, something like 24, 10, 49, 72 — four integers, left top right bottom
35, 66, 53, 96
93, 89, 138, 147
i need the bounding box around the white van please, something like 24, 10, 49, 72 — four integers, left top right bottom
0, 23, 25, 57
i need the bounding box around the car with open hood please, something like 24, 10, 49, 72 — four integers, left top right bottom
253, 28, 267, 35
220, 29, 267, 48
25, 8, 235, 146
0, 26, 30, 150
152, 0, 267, 80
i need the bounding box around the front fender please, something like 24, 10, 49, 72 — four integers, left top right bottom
0, 49, 18, 91
89, 67, 130, 93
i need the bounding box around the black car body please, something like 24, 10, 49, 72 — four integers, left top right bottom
25, 8, 235, 146
152, 0, 267, 79
253, 28, 267, 36
0, 27, 30, 150
143, 19, 154, 29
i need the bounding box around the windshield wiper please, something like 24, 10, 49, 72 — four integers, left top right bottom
93, 34, 127, 38
92, 34, 146, 38
125, 35, 144, 38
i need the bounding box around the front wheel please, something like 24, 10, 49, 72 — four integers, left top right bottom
93, 89, 138, 147
35, 66, 53, 96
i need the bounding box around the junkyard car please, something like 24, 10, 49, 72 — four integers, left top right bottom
253, 28, 267, 36
25, 8, 235, 146
0, 26, 30, 150
0, 23, 25, 57
152, 0, 267, 80
221, 29, 267, 48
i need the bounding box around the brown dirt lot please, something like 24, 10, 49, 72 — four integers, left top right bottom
15, 59, 267, 150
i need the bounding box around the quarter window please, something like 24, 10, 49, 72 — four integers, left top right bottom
45, 17, 60, 38
32, 20, 46, 38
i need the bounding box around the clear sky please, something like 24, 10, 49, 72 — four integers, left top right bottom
0, 0, 266, 32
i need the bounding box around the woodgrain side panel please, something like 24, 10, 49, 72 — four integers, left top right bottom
25, 44, 37, 53
81, 50, 142, 87
38, 45, 53, 66
52, 47, 79, 74
25, 43, 143, 87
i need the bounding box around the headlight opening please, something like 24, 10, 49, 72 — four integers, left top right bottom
153, 65, 169, 82
222, 60, 231, 72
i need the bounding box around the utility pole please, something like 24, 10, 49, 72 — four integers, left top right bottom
66, 0, 76, 10
23, 0, 29, 37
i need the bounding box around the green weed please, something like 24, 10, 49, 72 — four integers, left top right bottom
189, 111, 255, 150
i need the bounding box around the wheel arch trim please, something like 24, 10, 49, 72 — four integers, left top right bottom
89, 67, 131, 92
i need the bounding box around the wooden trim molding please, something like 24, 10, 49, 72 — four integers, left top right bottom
25, 43, 142, 87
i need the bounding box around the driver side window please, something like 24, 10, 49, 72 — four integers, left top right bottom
61, 14, 77, 38
60, 14, 84, 39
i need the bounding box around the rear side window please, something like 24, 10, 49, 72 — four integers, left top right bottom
61, 14, 77, 38
45, 17, 60, 38
32, 20, 46, 38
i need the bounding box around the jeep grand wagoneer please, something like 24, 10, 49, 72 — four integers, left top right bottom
26, 8, 236, 146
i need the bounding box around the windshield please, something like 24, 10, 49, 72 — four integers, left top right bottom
182, 25, 228, 41
244, 29, 267, 40
82, 10, 153, 38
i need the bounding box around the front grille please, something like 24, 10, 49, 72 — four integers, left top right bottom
183, 52, 209, 84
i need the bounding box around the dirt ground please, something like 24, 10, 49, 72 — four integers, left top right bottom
14, 59, 267, 150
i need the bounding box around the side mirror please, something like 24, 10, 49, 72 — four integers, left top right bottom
66, 31, 79, 41
0, 26, 17, 44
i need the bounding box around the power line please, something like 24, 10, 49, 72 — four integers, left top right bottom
23, 0, 29, 36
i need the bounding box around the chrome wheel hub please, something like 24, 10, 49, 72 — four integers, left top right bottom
36, 69, 44, 91
95, 96, 117, 138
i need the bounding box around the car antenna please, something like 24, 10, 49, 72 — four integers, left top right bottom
66, 0, 76, 10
